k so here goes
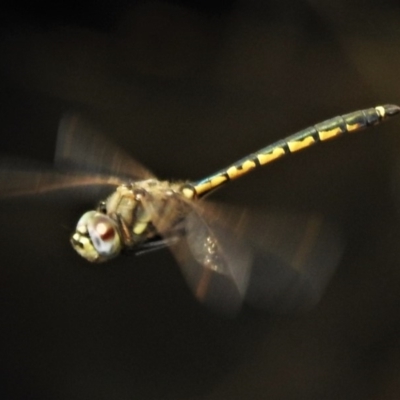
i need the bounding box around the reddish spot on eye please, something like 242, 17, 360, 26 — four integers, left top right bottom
96, 222, 115, 241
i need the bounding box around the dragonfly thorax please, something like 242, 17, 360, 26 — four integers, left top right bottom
71, 179, 195, 263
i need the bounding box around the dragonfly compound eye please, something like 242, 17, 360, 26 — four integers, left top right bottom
71, 211, 121, 263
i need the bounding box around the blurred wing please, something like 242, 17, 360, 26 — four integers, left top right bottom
55, 113, 155, 180
167, 200, 344, 315
140, 192, 252, 315
242, 208, 344, 312
169, 206, 253, 316
0, 157, 123, 203
0, 113, 155, 201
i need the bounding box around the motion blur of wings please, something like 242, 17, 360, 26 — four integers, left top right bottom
0, 114, 344, 315
170, 202, 343, 314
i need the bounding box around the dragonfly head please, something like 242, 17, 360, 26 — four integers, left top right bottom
70, 211, 122, 263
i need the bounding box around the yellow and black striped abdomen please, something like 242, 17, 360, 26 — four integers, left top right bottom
193, 105, 400, 197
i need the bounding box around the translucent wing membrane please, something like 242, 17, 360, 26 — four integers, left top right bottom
0, 112, 154, 200
0, 157, 124, 202
172, 201, 344, 314
168, 204, 253, 315
56, 114, 154, 180
137, 191, 253, 315
242, 210, 344, 312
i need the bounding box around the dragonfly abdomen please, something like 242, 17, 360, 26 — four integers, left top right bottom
193, 105, 400, 197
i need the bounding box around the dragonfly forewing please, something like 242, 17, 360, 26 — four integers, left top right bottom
56, 114, 155, 180
0, 158, 123, 200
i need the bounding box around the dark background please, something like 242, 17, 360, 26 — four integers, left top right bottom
1, 0, 400, 399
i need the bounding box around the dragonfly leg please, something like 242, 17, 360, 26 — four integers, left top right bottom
111, 212, 135, 247
133, 235, 182, 256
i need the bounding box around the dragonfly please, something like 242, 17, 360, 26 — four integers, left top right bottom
1, 104, 399, 314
